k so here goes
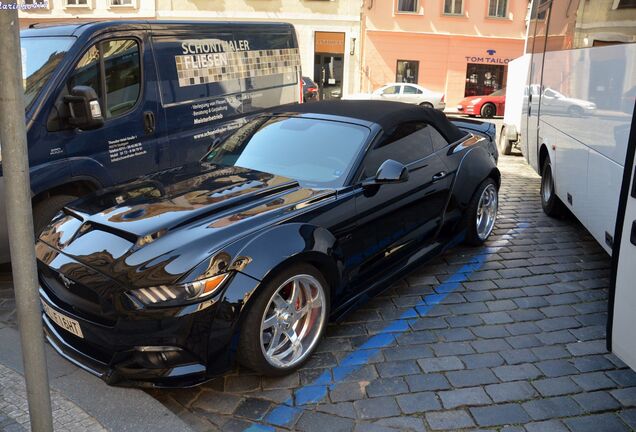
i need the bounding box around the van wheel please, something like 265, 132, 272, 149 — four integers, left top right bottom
33, 195, 77, 236
540, 159, 565, 218
498, 127, 513, 155
237, 263, 329, 375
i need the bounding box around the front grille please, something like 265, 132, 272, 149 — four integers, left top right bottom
39, 273, 116, 327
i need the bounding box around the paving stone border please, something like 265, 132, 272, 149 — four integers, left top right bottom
0, 363, 107, 432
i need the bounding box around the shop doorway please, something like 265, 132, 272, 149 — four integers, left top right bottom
314, 32, 345, 100
465, 64, 506, 97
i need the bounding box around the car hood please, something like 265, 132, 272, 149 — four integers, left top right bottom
36, 163, 335, 287
458, 96, 486, 105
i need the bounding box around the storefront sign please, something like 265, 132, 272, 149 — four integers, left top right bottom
465, 49, 514, 65
315, 32, 345, 54
465, 56, 514, 64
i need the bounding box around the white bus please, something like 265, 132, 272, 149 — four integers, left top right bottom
512, 0, 636, 370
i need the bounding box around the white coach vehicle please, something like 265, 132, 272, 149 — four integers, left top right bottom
514, 0, 636, 370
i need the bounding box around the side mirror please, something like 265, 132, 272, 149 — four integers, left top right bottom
364, 159, 409, 187
64, 86, 104, 130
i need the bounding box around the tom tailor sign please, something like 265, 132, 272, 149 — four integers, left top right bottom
465, 56, 514, 64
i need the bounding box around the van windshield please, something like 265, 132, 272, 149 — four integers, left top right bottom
21, 36, 74, 109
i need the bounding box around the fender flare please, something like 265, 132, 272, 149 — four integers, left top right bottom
451, 145, 500, 209
221, 223, 344, 311
30, 157, 111, 198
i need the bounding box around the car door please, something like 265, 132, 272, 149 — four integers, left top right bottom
60, 32, 168, 186
348, 122, 453, 290
377, 84, 402, 102
610, 143, 636, 371
402, 84, 424, 105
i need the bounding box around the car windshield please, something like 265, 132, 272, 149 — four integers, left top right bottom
204, 116, 369, 188
490, 88, 506, 96
21, 36, 75, 109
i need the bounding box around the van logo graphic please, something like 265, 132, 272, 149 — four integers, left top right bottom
486, 49, 497, 55
59, 274, 75, 289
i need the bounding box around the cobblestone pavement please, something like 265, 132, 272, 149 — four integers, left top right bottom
0, 363, 107, 432
150, 154, 636, 431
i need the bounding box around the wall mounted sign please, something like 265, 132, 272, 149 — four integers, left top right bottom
315, 32, 345, 54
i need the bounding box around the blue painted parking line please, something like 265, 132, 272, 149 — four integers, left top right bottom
245, 224, 525, 430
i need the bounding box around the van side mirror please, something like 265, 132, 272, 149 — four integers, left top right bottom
363, 159, 409, 187
64, 86, 104, 130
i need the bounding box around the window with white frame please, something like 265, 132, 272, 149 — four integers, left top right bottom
110, 0, 134, 6
397, 0, 418, 13
488, 0, 508, 17
66, 0, 88, 6
444, 0, 463, 15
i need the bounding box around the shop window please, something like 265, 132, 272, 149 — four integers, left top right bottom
444, 0, 463, 15
396, 60, 419, 84
488, 0, 508, 17
616, 0, 636, 8
397, 0, 418, 13
464, 64, 504, 97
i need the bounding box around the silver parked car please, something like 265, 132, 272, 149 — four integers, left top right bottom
347, 83, 446, 111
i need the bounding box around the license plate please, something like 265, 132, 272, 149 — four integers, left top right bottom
42, 302, 84, 339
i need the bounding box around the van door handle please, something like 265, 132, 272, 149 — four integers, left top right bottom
144, 111, 155, 135
432, 171, 447, 182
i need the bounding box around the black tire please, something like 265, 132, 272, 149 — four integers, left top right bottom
540, 159, 565, 217
237, 263, 330, 375
480, 103, 496, 119
498, 127, 513, 155
420, 102, 434, 109
462, 178, 498, 246
33, 195, 77, 236
568, 105, 584, 117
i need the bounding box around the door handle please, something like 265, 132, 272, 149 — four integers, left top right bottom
144, 111, 155, 135
631, 220, 636, 246
432, 171, 447, 182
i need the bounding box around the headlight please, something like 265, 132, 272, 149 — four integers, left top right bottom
127, 273, 229, 307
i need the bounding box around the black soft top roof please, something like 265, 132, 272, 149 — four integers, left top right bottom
279, 100, 468, 143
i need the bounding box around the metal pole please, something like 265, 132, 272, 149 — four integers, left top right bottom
0, 5, 54, 432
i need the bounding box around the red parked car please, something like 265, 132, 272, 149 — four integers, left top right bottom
457, 88, 505, 118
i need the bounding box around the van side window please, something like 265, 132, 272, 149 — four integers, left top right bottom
103, 40, 141, 117
69, 45, 101, 95
68, 39, 141, 119
362, 122, 433, 177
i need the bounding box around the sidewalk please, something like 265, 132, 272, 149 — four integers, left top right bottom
0, 277, 193, 432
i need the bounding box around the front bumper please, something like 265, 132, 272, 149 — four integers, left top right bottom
457, 105, 477, 115
40, 284, 230, 388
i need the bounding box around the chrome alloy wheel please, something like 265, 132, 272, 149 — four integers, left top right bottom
259, 274, 326, 369
476, 183, 498, 240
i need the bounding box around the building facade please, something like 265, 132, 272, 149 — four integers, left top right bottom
18, 0, 362, 100
361, 0, 529, 107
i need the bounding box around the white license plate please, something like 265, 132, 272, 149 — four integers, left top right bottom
42, 302, 84, 339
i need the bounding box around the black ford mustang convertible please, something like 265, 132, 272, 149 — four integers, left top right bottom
36, 101, 500, 387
